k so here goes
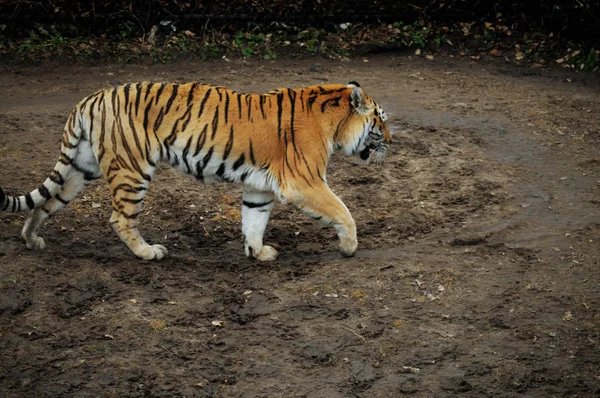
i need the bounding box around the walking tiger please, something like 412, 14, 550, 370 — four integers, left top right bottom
0, 81, 392, 260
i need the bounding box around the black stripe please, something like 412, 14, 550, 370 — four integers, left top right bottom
276, 92, 284, 140
134, 83, 142, 116
211, 105, 219, 140
153, 107, 165, 131
121, 197, 144, 204
224, 91, 230, 124
38, 185, 52, 200
243, 200, 273, 208
128, 107, 146, 161
143, 101, 152, 133
321, 96, 342, 113
216, 163, 225, 177
187, 82, 197, 107
165, 84, 179, 113
195, 161, 204, 180
288, 89, 298, 153
58, 152, 73, 165
198, 88, 212, 117
233, 153, 245, 170
55, 194, 69, 205
111, 88, 117, 110
49, 170, 65, 185
308, 95, 317, 111
182, 134, 194, 173
259, 95, 266, 119
240, 171, 248, 182
88, 97, 98, 134
121, 211, 140, 219
112, 183, 147, 195
247, 96, 252, 121
203, 146, 214, 167
144, 82, 154, 102
25, 193, 34, 208
165, 103, 193, 146
317, 167, 326, 182
318, 86, 335, 95
181, 104, 193, 132
155, 83, 165, 105
193, 124, 208, 156
223, 126, 234, 160
237, 93, 243, 119
123, 84, 131, 111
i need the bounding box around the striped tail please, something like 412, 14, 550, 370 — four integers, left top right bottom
0, 109, 82, 213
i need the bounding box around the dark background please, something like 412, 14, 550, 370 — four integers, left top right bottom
1, 0, 599, 45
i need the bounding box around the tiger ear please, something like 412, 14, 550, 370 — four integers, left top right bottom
350, 86, 368, 114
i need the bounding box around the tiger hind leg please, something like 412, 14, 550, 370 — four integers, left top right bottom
22, 170, 97, 250
107, 168, 166, 260
242, 189, 278, 261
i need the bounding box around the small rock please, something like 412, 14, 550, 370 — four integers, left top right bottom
309, 63, 322, 73
452, 102, 469, 108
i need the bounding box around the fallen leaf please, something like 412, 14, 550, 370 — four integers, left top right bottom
562, 311, 573, 322
402, 365, 420, 373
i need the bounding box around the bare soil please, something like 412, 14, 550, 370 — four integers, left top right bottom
0, 55, 599, 397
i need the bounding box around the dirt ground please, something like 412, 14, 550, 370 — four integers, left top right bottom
0, 55, 599, 397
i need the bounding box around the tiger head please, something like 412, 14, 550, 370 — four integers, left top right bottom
337, 82, 392, 164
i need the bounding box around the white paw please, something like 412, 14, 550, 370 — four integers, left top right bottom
136, 244, 168, 260
26, 236, 46, 250
255, 245, 279, 262
339, 238, 358, 257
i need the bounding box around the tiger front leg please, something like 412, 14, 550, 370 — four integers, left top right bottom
241, 189, 278, 261
286, 184, 358, 257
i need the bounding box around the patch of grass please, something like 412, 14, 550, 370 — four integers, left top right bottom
148, 319, 167, 332
350, 290, 367, 301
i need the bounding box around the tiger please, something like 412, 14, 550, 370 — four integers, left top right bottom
0, 81, 391, 261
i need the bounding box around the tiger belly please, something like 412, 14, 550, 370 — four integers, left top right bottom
167, 146, 276, 193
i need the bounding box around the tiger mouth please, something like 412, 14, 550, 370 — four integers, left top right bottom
360, 144, 387, 163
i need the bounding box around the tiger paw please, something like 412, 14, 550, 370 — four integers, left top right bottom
25, 236, 46, 250
136, 244, 168, 260
339, 238, 358, 257
255, 245, 279, 262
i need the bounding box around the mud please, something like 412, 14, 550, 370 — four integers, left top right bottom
0, 56, 599, 397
